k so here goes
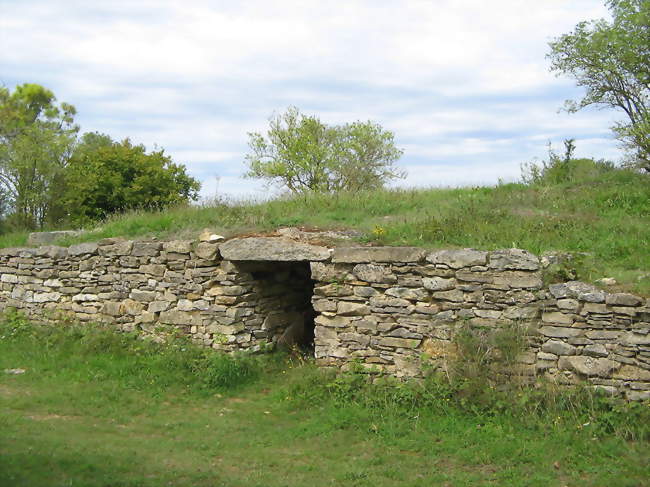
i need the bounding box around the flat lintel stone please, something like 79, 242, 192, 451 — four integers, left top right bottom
332, 247, 425, 263
219, 237, 330, 262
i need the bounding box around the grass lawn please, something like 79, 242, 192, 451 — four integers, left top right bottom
1, 320, 648, 486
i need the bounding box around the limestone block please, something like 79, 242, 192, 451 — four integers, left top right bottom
374, 336, 421, 349
581, 303, 608, 314
492, 271, 542, 289
32, 292, 61, 303
455, 270, 494, 283
369, 296, 411, 308
226, 307, 253, 319
314, 315, 352, 328
163, 240, 192, 254
139, 264, 166, 277
159, 309, 198, 325
332, 247, 425, 263
558, 356, 620, 377
557, 299, 580, 311
0, 247, 20, 257
312, 299, 337, 312
98, 241, 133, 257
43, 279, 63, 287
339, 333, 371, 346
208, 323, 245, 335
613, 365, 650, 381
431, 289, 464, 302
542, 311, 574, 325
584, 344, 608, 358
68, 243, 99, 256
426, 249, 487, 268
387, 327, 422, 339
131, 241, 162, 257
314, 283, 353, 297
309, 262, 351, 282
569, 281, 606, 302
503, 306, 539, 319
122, 299, 145, 315
1, 274, 18, 283
585, 330, 621, 340
542, 340, 576, 356
194, 242, 219, 260
148, 301, 170, 313
474, 309, 502, 319
537, 352, 558, 361
352, 264, 396, 284
605, 293, 643, 307
39, 246, 68, 259
353, 286, 380, 298
385, 287, 429, 301
337, 301, 370, 316
488, 249, 540, 271
101, 302, 122, 316
621, 332, 650, 346
611, 306, 637, 317
72, 293, 99, 302
422, 276, 455, 291
130, 290, 156, 302
539, 326, 583, 338
176, 299, 194, 311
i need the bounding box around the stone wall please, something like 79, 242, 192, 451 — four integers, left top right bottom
0, 237, 648, 399
311, 247, 650, 400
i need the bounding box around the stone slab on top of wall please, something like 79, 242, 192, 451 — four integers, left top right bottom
220, 237, 331, 261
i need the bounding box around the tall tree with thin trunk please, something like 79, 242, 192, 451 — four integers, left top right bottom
547, 0, 649, 171
0, 83, 78, 228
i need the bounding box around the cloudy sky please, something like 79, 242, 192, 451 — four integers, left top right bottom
0, 0, 621, 199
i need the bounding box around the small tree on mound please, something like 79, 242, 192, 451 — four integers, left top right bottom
244, 107, 405, 193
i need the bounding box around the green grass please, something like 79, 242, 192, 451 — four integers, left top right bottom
1, 317, 649, 486
5, 163, 650, 293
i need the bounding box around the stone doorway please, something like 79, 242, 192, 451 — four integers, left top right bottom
234, 261, 316, 353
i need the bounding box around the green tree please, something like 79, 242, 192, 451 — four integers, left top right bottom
64, 133, 200, 225
0, 83, 78, 228
244, 107, 405, 192
547, 0, 649, 171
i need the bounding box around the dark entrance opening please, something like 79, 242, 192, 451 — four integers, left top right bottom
236, 261, 316, 353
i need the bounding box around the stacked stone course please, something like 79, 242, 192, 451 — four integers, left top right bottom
0, 236, 648, 399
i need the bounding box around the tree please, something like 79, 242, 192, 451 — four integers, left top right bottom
0, 83, 78, 228
547, 0, 649, 171
64, 133, 201, 225
244, 107, 405, 192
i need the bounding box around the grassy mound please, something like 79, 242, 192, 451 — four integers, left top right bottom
1, 161, 648, 292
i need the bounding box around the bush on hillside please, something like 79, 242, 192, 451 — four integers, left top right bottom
521, 139, 616, 185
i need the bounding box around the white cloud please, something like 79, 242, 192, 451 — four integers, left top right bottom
0, 0, 621, 197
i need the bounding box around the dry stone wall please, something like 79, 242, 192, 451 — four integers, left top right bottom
0, 238, 312, 352
311, 247, 650, 400
0, 236, 648, 400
